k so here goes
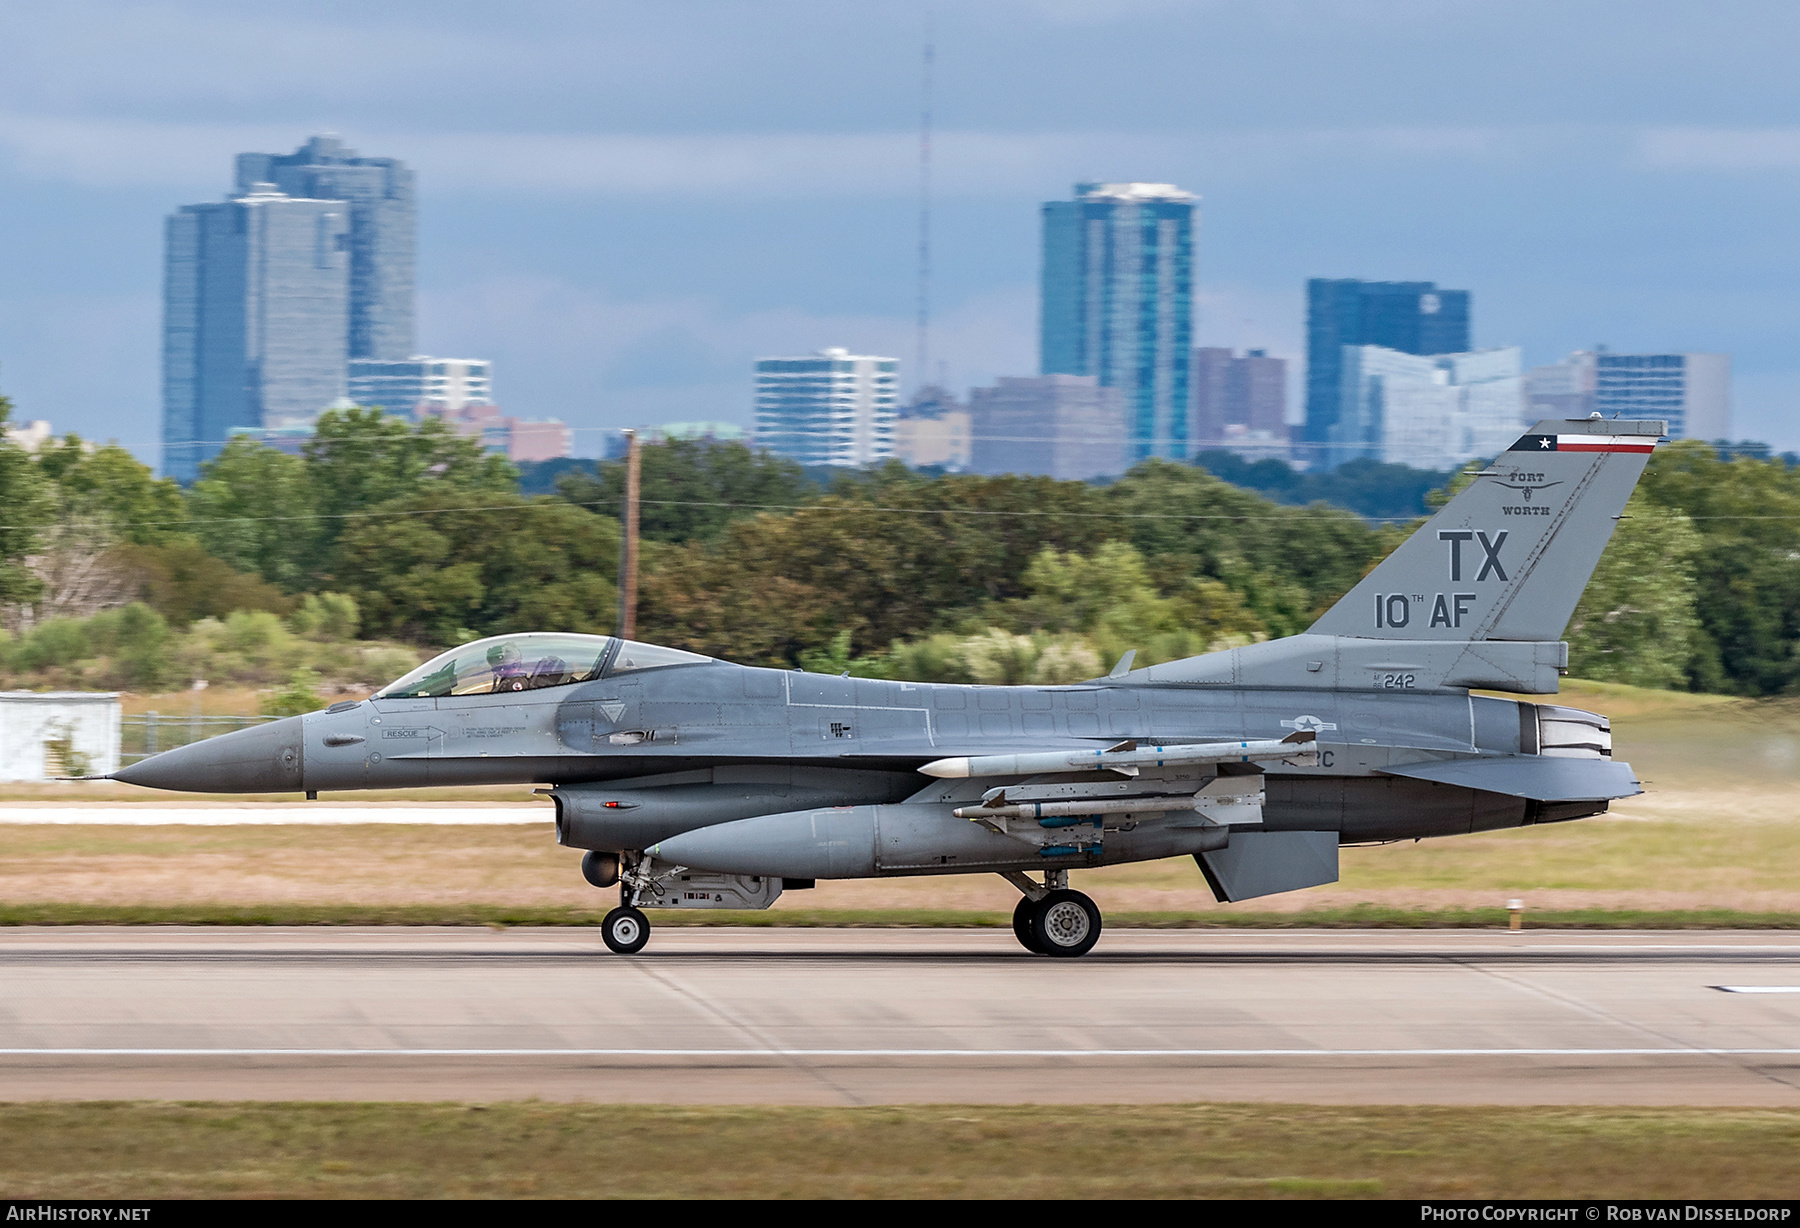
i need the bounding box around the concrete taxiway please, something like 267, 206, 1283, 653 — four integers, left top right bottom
3, 927, 1798, 1105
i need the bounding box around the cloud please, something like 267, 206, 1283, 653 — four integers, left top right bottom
418, 275, 1036, 440
1637, 127, 1800, 171
0, 113, 1591, 197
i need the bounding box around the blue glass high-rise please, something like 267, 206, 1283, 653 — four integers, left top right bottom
1303, 279, 1470, 464
162, 185, 351, 483
236, 136, 415, 362
162, 137, 414, 481
1040, 183, 1196, 463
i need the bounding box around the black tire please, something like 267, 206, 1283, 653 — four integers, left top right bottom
1029, 889, 1101, 958
1012, 895, 1043, 954
601, 906, 650, 955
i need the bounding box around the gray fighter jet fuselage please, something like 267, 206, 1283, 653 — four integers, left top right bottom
113, 416, 1664, 956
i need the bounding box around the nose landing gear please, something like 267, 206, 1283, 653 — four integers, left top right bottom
1001, 870, 1102, 958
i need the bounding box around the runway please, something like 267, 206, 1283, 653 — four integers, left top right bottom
4, 927, 1799, 1105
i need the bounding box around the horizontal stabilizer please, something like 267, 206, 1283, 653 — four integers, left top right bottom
1377, 756, 1641, 802
1196, 830, 1338, 903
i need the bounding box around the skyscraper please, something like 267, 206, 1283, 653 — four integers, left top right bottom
753, 348, 898, 467
1304, 279, 1470, 463
163, 137, 415, 481
1040, 182, 1196, 463
236, 136, 415, 361
162, 184, 351, 482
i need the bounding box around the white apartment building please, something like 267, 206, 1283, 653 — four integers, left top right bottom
1336, 346, 1527, 471
753, 348, 898, 467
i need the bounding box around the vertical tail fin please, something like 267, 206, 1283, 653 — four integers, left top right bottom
1308, 418, 1665, 642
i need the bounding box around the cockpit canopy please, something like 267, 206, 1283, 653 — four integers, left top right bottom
374, 633, 711, 699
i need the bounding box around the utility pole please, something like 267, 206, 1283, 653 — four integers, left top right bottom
617, 429, 641, 640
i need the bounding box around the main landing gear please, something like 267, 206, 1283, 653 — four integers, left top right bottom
1002, 870, 1102, 958
601, 903, 650, 954
600, 852, 654, 954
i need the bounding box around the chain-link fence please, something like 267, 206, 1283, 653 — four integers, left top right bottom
120, 713, 280, 763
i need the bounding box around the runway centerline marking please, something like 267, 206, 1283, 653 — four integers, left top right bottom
1715, 986, 1800, 993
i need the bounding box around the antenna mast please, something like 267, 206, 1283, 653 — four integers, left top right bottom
916, 19, 933, 399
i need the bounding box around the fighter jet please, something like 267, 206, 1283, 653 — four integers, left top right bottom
113, 416, 1662, 957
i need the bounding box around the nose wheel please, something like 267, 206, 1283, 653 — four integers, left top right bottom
1002, 871, 1103, 958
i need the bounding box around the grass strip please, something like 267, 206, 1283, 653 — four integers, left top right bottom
4, 902, 1800, 928
2, 1102, 1799, 1199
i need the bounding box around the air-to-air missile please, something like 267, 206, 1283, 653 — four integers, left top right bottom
112, 417, 1663, 957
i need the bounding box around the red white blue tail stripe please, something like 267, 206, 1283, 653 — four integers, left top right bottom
1509, 433, 1659, 454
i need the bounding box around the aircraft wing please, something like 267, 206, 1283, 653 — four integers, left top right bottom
1376, 755, 1641, 802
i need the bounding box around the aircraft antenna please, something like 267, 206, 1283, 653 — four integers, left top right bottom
915, 18, 933, 398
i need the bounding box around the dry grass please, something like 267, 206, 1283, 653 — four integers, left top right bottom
1, 1102, 1797, 1199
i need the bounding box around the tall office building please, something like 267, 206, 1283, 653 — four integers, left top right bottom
1304, 279, 1470, 464
1594, 352, 1730, 440
1191, 347, 1287, 459
1040, 182, 1196, 463
236, 136, 415, 361
162, 184, 351, 482
163, 136, 415, 481
753, 348, 898, 467
968, 375, 1126, 481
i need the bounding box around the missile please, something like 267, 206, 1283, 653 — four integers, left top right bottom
918, 731, 1316, 779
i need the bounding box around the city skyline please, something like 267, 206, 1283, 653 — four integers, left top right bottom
3, 4, 1796, 462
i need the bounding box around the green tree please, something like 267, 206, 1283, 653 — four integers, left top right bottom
1566, 492, 1703, 689
332, 489, 620, 644
1635, 442, 1800, 694
34, 436, 187, 545
557, 437, 812, 544
1104, 459, 1388, 625
0, 383, 56, 608
186, 438, 318, 590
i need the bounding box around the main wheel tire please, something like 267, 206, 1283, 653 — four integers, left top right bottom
601, 905, 650, 955
1012, 895, 1043, 954
1030, 889, 1101, 958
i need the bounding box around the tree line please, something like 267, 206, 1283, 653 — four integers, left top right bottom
0, 387, 1792, 696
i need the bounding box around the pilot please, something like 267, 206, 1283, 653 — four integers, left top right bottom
488, 642, 529, 692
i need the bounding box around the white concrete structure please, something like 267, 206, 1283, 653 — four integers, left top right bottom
0, 693, 121, 782
348, 356, 493, 416
1337, 346, 1526, 471
753, 348, 898, 467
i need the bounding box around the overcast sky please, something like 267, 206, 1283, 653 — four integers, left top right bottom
3, 0, 1798, 463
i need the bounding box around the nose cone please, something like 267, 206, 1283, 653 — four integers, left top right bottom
112, 716, 306, 794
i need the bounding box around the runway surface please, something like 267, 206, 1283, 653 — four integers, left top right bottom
4, 927, 1799, 1105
